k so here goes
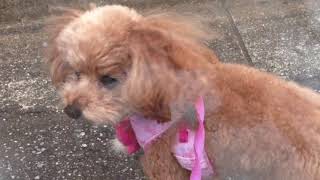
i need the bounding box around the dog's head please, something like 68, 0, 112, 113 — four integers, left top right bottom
46, 5, 217, 124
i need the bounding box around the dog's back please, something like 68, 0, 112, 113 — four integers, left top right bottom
203, 63, 320, 180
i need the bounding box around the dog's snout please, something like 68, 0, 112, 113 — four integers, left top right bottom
64, 104, 82, 119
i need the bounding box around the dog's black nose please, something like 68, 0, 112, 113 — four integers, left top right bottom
64, 104, 82, 119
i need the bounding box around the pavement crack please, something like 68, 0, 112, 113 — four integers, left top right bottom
219, 0, 254, 66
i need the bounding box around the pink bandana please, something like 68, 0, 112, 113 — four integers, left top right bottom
115, 97, 214, 179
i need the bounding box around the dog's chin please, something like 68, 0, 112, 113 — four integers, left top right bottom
81, 107, 130, 124
111, 138, 127, 154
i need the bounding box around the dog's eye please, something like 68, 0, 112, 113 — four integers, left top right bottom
63, 71, 80, 83
100, 75, 118, 89
75, 71, 81, 80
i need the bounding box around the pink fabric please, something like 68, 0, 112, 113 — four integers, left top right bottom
179, 128, 189, 143
115, 97, 213, 179
115, 118, 140, 154
191, 96, 208, 180
130, 115, 173, 150
173, 129, 214, 178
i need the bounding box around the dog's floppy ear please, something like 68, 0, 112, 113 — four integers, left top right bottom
128, 23, 178, 69
125, 17, 214, 121
126, 25, 175, 121
124, 13, 218, 122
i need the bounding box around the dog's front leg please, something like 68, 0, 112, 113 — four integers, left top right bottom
140, 129, 190, 180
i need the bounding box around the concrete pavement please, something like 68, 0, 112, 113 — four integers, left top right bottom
0, 0, 319, 179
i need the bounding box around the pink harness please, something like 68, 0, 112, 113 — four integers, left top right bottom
116, 97, 213, 180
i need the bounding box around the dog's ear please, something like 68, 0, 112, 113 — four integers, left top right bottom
124, 13, 218, 122
124, 25, 175, 121
125, 19, 210, 121
128, 24, 177, 69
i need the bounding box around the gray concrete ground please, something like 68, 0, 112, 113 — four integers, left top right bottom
0, 0, 319, 179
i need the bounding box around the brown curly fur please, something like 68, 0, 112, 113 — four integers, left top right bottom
46, 5, 320, 180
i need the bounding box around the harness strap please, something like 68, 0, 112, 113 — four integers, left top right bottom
190, 96, 206, 180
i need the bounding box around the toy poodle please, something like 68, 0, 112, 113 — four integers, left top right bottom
45, 4, 320, 180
